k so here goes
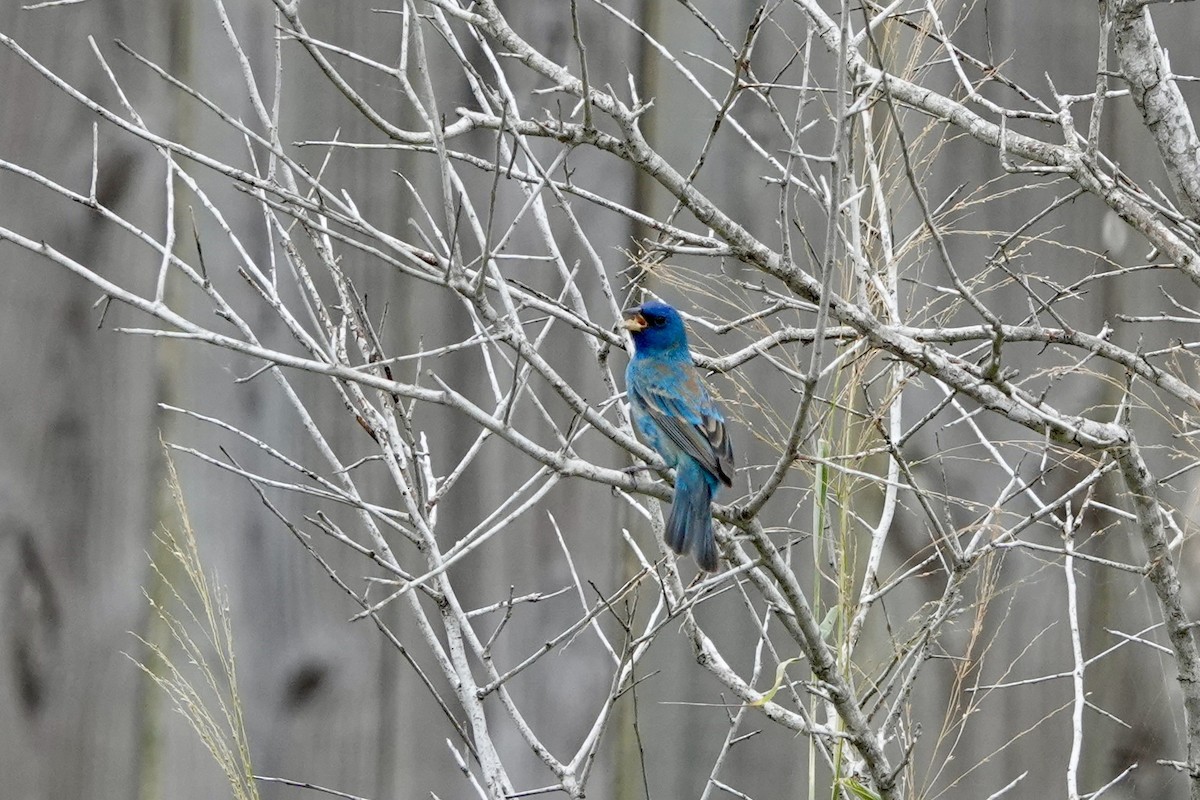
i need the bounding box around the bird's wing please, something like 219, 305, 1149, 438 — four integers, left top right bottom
630, 362, 734, 486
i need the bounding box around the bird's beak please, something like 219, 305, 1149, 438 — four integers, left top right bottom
621, 308, 647, 332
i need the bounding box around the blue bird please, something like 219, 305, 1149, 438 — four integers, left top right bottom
623, 300, 734, 572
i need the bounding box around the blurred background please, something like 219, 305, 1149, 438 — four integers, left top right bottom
3, 1, 1200, 798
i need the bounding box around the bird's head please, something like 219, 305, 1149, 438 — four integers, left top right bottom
622, 299, 690, 356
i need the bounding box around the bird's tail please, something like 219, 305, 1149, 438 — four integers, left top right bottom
666, 460, 719, 572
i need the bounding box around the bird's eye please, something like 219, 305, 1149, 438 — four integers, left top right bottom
646, 314, 662, 326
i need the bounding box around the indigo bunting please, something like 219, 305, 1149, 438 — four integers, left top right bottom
623, 300, 734, 572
